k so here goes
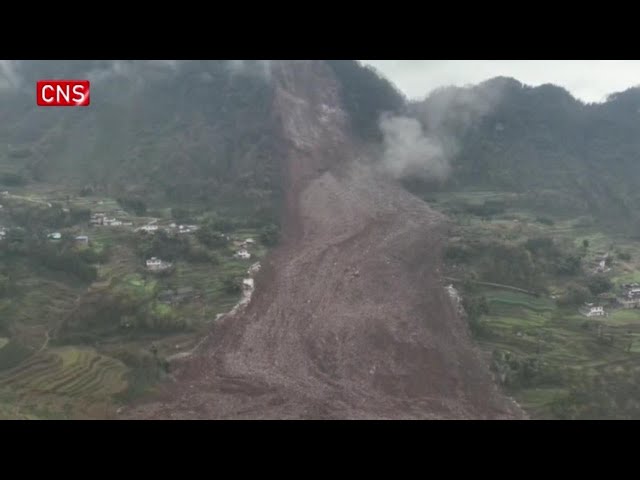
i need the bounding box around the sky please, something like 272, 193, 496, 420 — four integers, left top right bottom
360, 61, 640, 104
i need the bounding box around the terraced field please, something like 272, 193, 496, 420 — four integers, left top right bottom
472, 286, 640, 418
0, 347, 128, 417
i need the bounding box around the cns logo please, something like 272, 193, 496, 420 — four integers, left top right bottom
37, 80, 90, 107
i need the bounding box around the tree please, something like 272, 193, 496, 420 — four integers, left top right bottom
586, 275, 613, 296
196, 223, 228, 249
582, 239, 590, 249
557, 283, 591, 306
117, 196, 147, 216
260, 224, 280, 247
223, 275, 243, 294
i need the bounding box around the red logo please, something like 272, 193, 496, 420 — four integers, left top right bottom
36, 80, 90, 107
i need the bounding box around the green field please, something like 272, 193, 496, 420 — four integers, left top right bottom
0, 347, 128, 419
474, 287, 640, 418
0, 185, 272, 418
438, 189, 640, 419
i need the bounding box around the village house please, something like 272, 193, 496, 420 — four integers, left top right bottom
90, 213, 106, 225
146, 257, 172, 271
248, 262, 261, 276
47, 232, 62, 240
580, 303, 606, 317
0, 227, 6, 239
75, 235, 89, 246
618, 284, 640, 309
234, 249, 251, 260
137, 225, 159, 233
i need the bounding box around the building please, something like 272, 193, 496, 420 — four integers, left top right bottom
90, 213, 106, 225
75, 235, 89, 246
248, 262, 261, 276
146, 257, 172, 271
581, 303, 606, 317
137, 225, 159, 233
47, 232, 62, 240
233, 249, 251, 260
618, 284, 640, 309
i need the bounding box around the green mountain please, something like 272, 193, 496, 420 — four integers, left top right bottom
0, 61, 281, 219
409, 77, 640, 231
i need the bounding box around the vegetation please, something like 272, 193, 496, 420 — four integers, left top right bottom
326, 60, 406, 140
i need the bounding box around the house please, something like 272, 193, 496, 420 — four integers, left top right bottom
233, 249, 251, 260
90, 213, 106, 225
242, 278, 254, 290
75, 235, 89, 246
580, 303, 606, 317
245, 238, 255, 245
0, 228, 6, 239
137, 225, 159, 233
146, 257, 172, 271
248, 262, 261, 276
47, 232, 62, 240
618, 285, 640, 309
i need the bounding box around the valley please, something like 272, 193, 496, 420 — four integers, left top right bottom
0, 183, 272, 419
429, 189, 640, 419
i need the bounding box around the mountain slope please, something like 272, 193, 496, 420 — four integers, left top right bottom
124, 61, 524, 419
409, 78, 640, 231
0, 61, 282, 218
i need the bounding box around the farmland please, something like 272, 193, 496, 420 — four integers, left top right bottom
0, 184, 274, 418
434, 189, 640, 419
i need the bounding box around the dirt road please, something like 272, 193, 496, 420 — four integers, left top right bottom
125, 61, 525, 419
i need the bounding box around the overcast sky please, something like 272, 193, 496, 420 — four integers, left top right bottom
360, 61, 640, 104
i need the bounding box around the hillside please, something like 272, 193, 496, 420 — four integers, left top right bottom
124, 61, 524, 419
408, 78, 640, 232
0, 61, 282, 220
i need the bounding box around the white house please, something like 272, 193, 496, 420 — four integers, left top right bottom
581, 303, 606, 317
137, 225, 159, 233
48, 232, 62, 240
245, 238, 255, 245
234, 249, 251, 260
75, 235, 89, 246
146, 257, 172, 271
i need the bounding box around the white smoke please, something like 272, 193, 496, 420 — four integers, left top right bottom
378, 114, 452, 181
378, 79, 507, 181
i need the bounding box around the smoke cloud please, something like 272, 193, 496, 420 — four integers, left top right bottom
378, 79, 506, 182
378, 115, 452, 181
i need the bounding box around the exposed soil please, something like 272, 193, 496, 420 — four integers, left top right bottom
124, 61, 525, 419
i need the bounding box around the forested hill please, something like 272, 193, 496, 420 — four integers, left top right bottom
0, 60, 281, 218
0, 60, 406, 220
408, 77, 640, 231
